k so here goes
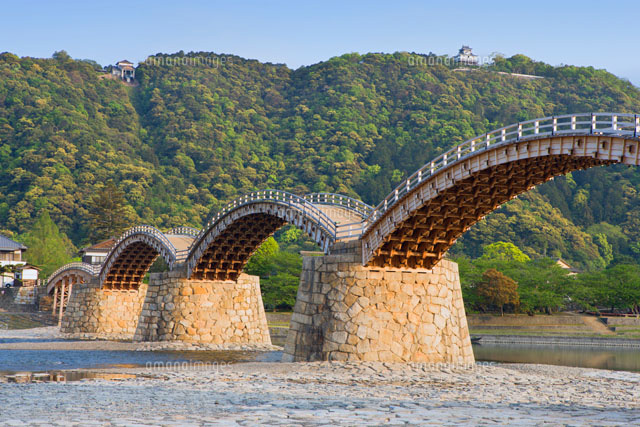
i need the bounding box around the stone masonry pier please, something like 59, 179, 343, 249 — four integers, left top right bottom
61, 270, 271, 346
282, 241, 474, 363
61, 281, 148, 340
134, 270, 270, 344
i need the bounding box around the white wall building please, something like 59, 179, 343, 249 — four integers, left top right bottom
14, 264, 40, 287
112, 60, 136, 82
0, 234, 27, 287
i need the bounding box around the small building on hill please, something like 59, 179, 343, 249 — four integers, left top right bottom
80, 238, 117, 265
556, 258, 581, 276
112, 60, 136, 82
454, 45, 479, 66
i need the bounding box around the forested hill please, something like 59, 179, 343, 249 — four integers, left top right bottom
2, 50, 640, 270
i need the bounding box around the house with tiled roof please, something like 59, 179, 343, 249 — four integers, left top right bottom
0, 234, 27, 286
80, 237, 117, 265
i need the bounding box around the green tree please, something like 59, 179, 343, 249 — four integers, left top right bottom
476, 269, 520, 316
602, 264, 640, 315
87, 181, 132, 242
245, 236, 303, 310
245, 237, 280, 275
259, 251, 302, 310
593, 233, 614, 267
21, 211, 75, 277
479, 242, 531, 263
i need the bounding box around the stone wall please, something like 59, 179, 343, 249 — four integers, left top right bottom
13, 286, 37, 305
134, 270, 271, 345
602, 317, 640, 326
283, 241, 474, 364
61, 280, 147, 340
468, 314, 588, 326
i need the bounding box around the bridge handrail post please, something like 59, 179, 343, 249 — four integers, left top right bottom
591, 113, 596, 134
612, 114, 618, 131
635, 115, 639, 138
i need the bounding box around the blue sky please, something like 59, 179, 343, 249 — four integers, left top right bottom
2, 0, 639, 85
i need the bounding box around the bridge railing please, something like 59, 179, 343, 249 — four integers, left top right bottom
190, 190, 339, 250
365, 112, 640, 227
304, 193, 374, 219
336, 221, 368, 240
166, 226, 200, 236
115, 225, 180, 256
47, 262, 101, 285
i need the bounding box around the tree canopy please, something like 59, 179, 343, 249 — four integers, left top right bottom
20, 211, 75, 277
1, 51, 640, 272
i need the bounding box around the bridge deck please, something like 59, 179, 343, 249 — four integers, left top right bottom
165, 234, 196, 261
165, 235, 196, 252
314, 204, 368, 242
315, 205, 365, 225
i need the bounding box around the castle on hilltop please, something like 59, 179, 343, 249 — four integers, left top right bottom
454, 45, 479, 66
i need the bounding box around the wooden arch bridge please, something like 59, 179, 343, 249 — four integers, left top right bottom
48, 112, 640, 322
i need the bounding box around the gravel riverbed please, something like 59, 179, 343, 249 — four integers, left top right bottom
0, 361, 639, 425
0, 328, 639, 425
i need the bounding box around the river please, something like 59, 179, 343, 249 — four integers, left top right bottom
473, 343, 640, 372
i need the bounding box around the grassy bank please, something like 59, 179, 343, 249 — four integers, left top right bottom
266, 312, 640, 340
468, 314, 640, 339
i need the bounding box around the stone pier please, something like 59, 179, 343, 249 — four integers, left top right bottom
61, 281, 148, 340
61, 270, 271, 346
282, 241, 474, 363
134, 270, 271, 344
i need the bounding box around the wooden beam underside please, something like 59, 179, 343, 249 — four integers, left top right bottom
367, 154, 614, 269
191, 213, 286, 281
102, 241, 159, 290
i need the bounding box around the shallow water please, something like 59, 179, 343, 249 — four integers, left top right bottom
473, 343, 640, 372
0, 349, 282, 374
1, 340, 638, 375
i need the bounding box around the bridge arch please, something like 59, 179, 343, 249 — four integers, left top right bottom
186, 190, 343, 281
99, 225, 190, 289
46, 262, 99, 295
362, 113, 640, 268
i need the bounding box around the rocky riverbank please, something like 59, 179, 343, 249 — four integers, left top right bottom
1, 360, 639, 425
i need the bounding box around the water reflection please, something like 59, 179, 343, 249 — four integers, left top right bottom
2, 371, 138, 383
473, 343, 640, 372
0, 349, 281, 373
